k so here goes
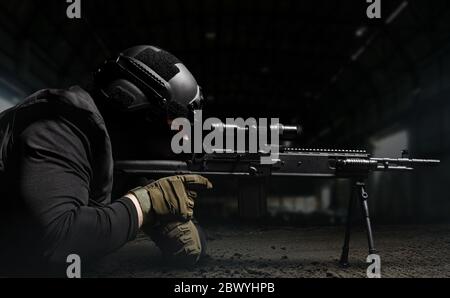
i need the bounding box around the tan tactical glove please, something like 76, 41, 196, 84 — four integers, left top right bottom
128, 175, 212, 225
145, 220, 206, 266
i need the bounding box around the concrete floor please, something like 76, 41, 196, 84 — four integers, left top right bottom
86, 224, 450, 278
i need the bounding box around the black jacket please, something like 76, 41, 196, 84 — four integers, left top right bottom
0, 86, 138, 276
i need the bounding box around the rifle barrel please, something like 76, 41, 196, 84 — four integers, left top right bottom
371, 158, 440, 164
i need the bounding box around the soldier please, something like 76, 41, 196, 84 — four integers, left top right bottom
0, 45, 211, 276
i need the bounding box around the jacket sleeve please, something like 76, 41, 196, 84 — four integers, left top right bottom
15, 115, 139, 265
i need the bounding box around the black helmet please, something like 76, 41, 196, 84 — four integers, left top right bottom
94, 45, 203, 119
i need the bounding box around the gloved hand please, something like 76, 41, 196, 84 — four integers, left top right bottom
128, 175, 212, 225
145, 220, 207, 266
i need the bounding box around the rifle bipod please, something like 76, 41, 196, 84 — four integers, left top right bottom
339, 180, 377, 268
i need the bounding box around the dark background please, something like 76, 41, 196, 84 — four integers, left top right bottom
0, 0, 449, 224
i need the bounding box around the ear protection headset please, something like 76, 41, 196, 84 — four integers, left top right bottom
94, 46, 203, 119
